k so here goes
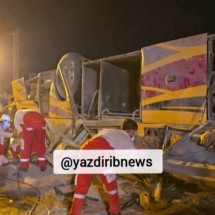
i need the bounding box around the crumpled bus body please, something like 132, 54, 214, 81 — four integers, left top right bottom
8, 33, 215, 188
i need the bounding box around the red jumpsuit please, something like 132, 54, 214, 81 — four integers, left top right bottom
0, 126, 13, 166
14, 110, 47, 170
2, 127, 21, 161
70, 129, 136, 215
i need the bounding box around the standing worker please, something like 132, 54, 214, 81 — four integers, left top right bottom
14, 109, 47, 172
69, 118, 138, 215
0, 114, 18, 166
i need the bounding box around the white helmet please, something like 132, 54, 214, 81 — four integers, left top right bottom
0, 114, 11, 122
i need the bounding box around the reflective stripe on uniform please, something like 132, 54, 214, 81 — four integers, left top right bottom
26, 127, 33, 131
38, 157, 46, 161
20, 158, 29, 162
74, 194, 85, 199
107, 189, 118, 195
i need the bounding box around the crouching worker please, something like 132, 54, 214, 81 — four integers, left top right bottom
14, 109, 47, 172
69, 118, 138, 215
0, 114, 19, 166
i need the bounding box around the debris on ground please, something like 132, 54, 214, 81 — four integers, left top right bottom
1, 163, 215, 214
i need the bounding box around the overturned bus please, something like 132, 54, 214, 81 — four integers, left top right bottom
7, 33, 215, 190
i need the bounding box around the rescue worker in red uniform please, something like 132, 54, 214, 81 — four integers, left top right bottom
0, 114, 18, 166
14, 109, 47, 172
69, 118, 138, 215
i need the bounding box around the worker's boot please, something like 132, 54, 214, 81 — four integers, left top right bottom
20, 166, 28, 172
40, 167, 47, 172
20, 161, 29, 172
37, 157, 48, 171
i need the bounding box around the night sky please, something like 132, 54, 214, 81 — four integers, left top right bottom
0, 0, 214, 93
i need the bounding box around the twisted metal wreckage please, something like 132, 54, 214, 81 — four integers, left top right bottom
4, 33, 215, 209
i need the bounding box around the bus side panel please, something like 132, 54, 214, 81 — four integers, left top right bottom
141, 34, 207, 125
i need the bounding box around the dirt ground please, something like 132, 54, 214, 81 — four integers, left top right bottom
1, 163, 215, 215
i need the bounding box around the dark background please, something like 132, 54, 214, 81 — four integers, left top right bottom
0, 0, 214, 93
